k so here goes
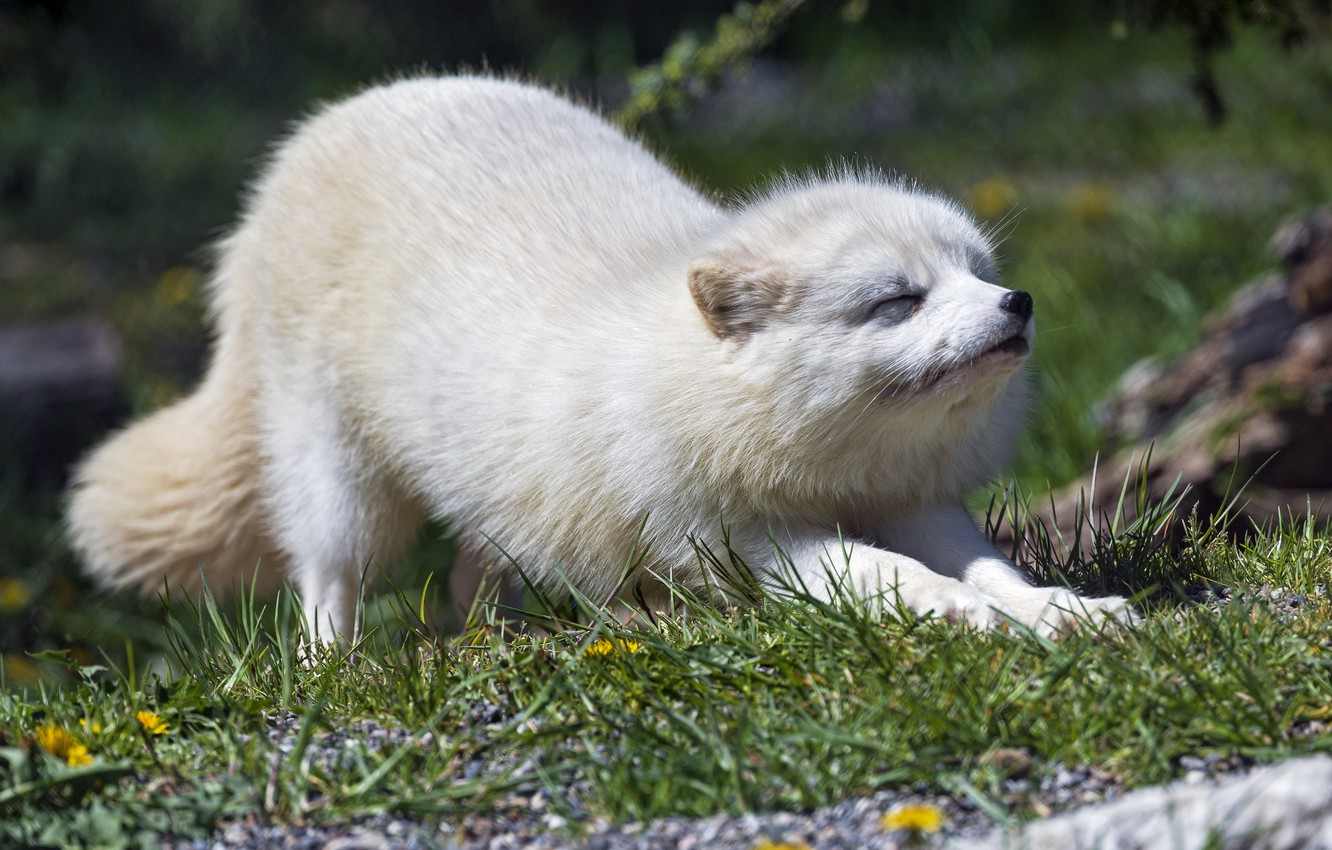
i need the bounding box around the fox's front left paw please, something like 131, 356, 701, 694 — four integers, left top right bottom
1001, 588, 1138, 637
905, 582, 1006, 631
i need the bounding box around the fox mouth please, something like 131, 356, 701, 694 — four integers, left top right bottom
908, 332, 1030, 394
958, 331, 1031, 376
874, 329, 1031, 401
985, 333, 1030, 358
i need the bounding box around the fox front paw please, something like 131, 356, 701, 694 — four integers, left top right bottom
895, 581, 1006, 631
1002, 588, 1138, 637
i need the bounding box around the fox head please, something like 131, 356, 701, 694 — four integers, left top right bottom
686, 175, 1031, 508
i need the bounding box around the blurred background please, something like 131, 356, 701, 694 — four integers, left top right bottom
3, 0, 1330, 683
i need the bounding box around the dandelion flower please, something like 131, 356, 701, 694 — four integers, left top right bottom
0, 578, 30, 612
1067, 182, 1117, 222
2, 654, 40, 685
35, 724, 94, 767
584, 638, 643, 658
64, 742, 93, 766
969, 176, 1017, 219
79, 718, 102, 735
880, 802, 945, 834
156, 265, 200, 307
136, 710, 170, 735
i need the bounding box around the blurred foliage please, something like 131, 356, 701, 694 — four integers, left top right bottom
1110, 0, 1332, 123
617, 0, 809, 127
0, 0, 738, 257
2, 0, 1194, 259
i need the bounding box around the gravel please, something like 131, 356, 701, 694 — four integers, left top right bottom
163, 754, 1309, 850
159, 710, 1137, 850
163, 584, 1323, 849
169, 751, 1332, 850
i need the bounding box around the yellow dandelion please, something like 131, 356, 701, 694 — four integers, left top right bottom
64, 743, 93, 767
35, 724, 94, 767
584, 639, 614, 658
2, 654, 42, 685
79, 718, 102, 735
0, 578, 30, 612
584, 638, 644, 658
155, 265, 200, 307
136, 710, 170, 735
880, 802, 946, 834
754, 840, 813, 850
1067, 181, 1117, 222
969, 176, 1017, 219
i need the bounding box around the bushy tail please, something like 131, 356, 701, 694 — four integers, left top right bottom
66, 364, 285, 598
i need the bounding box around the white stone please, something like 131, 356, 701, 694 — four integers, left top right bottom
954, 757, 1332, 850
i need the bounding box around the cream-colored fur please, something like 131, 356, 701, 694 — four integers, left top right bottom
67, 75, 1130, 641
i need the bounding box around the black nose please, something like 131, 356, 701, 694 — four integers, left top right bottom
999, 290, 1034, 320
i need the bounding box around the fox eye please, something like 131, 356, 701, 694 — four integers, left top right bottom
869, 294, 922, 323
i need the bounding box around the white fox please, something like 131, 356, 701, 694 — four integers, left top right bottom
67, 75, 1130, 641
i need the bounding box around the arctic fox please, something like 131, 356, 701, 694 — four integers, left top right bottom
67, 75, 1130, 641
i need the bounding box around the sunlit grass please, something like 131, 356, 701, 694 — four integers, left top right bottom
3, 490, 1330, 845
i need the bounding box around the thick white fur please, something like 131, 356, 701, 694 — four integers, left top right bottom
67, 75, 1129, 640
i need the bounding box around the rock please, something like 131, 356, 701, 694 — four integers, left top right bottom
1272, 208, 1332, 314
955, 756, 1332, 850
0, 316, 121, 404
0, 316, 125, 488
1000, 208, 1332, 554
326, 832, 394, 850
983, 747, 1034, 779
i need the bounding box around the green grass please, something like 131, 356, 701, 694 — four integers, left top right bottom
3, 494, 1331, 846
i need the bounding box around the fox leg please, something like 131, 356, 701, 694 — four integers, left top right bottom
878, 504, 1134, 635
258, 390, 421, 644
760, 531, 1006, 630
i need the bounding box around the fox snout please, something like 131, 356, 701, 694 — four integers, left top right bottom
998, 289, 1034, 321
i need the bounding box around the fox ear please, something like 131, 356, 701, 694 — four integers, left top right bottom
688, 257, 787, 340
